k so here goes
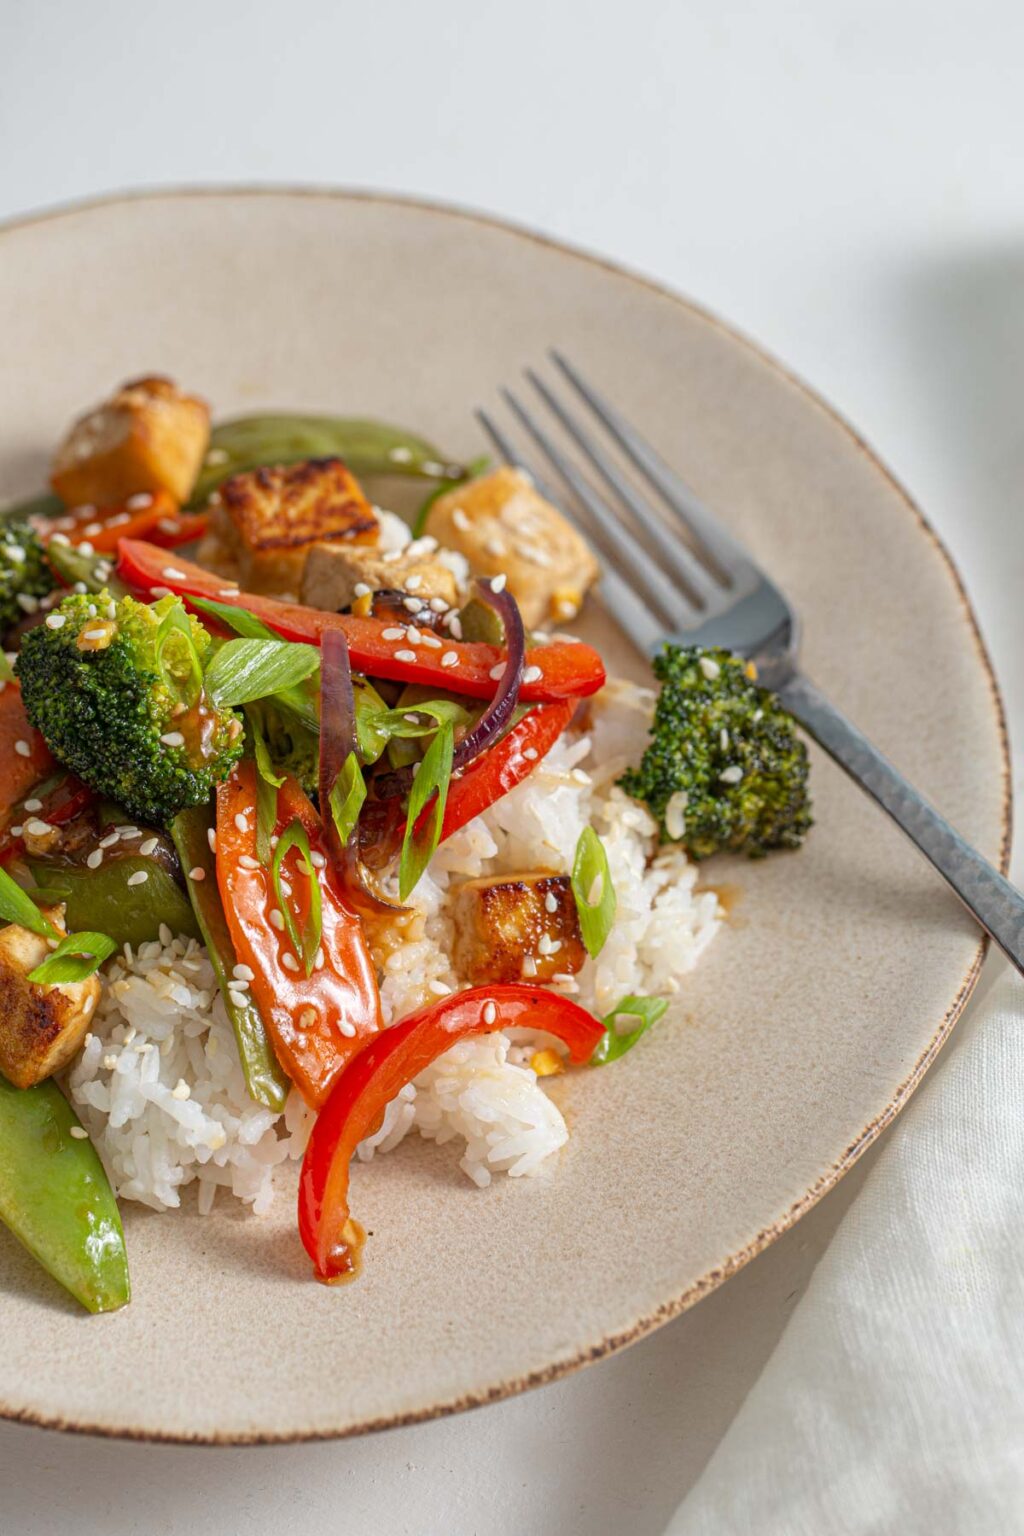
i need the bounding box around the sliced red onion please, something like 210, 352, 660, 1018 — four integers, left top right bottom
319, 628, 404, 915
374, 577, 526, 801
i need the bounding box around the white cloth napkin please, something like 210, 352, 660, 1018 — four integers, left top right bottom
668, 960, 1024, 1535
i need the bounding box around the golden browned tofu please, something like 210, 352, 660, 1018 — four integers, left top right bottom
0, 907, 101, 1089
300, 538, 458, 612
425, 467, 599, 627
51, 376, 210, 507
200, 457, 378, 595
450, 873, 586, 985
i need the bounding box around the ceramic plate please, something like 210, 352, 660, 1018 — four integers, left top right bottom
0, 190, 1008, 1442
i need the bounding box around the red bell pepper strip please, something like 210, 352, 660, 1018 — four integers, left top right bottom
438, 699, 576, 842
216, 764, 382, 1108
39, 492, 208, 555
298, 984, 605, 1281
0, 682, 53, 811
116, 539, 605, 703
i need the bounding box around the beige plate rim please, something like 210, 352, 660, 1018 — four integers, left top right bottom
0, 185, 1012, 1445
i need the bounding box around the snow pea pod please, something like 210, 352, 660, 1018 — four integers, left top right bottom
27, 855, 200, 950
0, 1073, 130, 1313
45, 540, 131, 598
190, 415, 465, 506
170, 805, 289, 1111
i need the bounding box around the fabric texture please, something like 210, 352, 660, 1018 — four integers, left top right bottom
670, 962, 1024, 1535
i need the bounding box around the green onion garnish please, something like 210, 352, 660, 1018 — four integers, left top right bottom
571, 826, 617, 957
28, 931, 116, 986
154, 601, 203, 703
590, 994, 669, 1065
247, 711, 285, 865
329, 755, 367, 849
0, 865, 58, 939
398, 720, 455, 901
205, 638, 319, 710
271, 819, 322, 977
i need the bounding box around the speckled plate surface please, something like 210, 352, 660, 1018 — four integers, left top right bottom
0, 190, 1009, 1443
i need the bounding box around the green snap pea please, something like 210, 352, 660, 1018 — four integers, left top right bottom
0, 1073, 130, 1313
27, 856, 200, 950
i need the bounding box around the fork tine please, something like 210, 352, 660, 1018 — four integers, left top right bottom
475, 407, 665, 654
524, 368, 718, 609
500, 388, 700, 631
550, 350, 755, 585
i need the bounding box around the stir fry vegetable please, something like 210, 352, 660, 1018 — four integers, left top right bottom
298, 985, 605, 1281
25, 855, 200, 950
0, 1072, 130, 1313
216, 764, 381, 1107
115, 541, 606, 703
0, 681, 53, 809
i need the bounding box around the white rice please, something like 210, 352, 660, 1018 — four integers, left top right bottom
66, 678, 721, 1216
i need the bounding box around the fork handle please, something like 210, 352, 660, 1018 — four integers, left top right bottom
778, 672, 1023, 976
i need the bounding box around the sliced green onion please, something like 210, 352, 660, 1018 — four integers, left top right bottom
590, 994, 669, 1066
398, 720, 454, 901
154, 601, 203, 703
0, 650, 15, 684
329, 754, 367, 850
205, 638, 319, 710
571, 826, 617, 957
189, 596, 277, 641
0, 865, 58, 939
28, 930, 116, 986
247, 711, 285, 865
375, 698, 474, 741
271, 820, 322, 977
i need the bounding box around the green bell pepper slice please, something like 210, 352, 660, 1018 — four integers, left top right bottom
28, 855, 200, 951
170, 805, 289, 1111
0, 1073, 130, 1313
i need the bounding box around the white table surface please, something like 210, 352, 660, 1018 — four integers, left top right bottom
1, 2, 1021, 1530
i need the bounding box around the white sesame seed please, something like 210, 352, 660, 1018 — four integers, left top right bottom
16, 593, 38, 614
522, 665, 543, 684
99, 831, 120, 848
48, 532, 70, 548
452, 507, 470, 531
544, 892, 558, 914
405, 625, 422, 644
447, 615, 463, 640
14, 739, 31, 757
69, 1126, 89, 1140
388, 446, 413, 463
310, 850, 326, 870
720, 728, 730, 751
9, 825, 21, 838
239, 854, 259, 870
83, 522, 102, 537
159, 731, 185, 747
394, 648, 417, 663
298, 1006, 318, 1032
429, 979, 452, 996
115, 825, 139, 837
77, 541, 94, 557
269, 909, 285, 931
752, 708, 764, 724
281, 952, 299, 972
81, 628, 108, 643
161, 567, 187, 581
217, 588, 239, 598
699, 656, 721, 680
22, 798, 42, 813
139, 836, 159, 856
406, 535, 437, 557
24, 818, 53, 836
490, 573, 507, 593
149, 586, 171, 599
720, 765, 744, 784
538, 933, 555, 956
127, 871, 149, 887
314, 948, 325, 970
441, 651, 459, 668
405, 574, 423, 592
489, 663, 505, 680
517, 544, 552, 567
381, 627, 405, 640
482, 1001, 497, 1025
523, 954, 538, 978
233, 963, 255, 981
127, 492, 153, 510
484, 536, 506, 557
353, 581, 371, 598
551, 974, 578, 990
420, 632, 443, 649
381, 549, 404, 564
207, 828, 217, 853
402, 597, 423, 613
188, 866, 205, 882
523, 747, 539, 761
428, 596, 449, 613
571, 768, 592, 785
338, 1018, 357, 1038
44, 613, 66, 630
234, 813, 248, 834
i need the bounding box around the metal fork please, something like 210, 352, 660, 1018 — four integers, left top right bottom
478, 352, 1024, 977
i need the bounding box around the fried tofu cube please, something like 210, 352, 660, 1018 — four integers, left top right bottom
425, 467, 599, 628
450, 873, 586, 985
301, 538, 459, 613
199, 457, 378, 595
51, 376, 210, 507
0, 907, 100, 1089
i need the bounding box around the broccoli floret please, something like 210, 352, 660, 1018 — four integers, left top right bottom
0, 521, 56, 632
15, 591, 244, 826
619, 646, 812, 859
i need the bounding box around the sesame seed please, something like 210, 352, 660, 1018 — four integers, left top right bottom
485, 535, 506, 557
394, 648, 417, 663
189, 866, 205, 881
420, 632, 443, 649
24, 818, 53, 836
452, 507, 470, 531
239, 854, 259, 871
538, 934, 555, 956
149, 586, 171, 599
571, 768, 592, 785
115, 826, 139, 838
699, 656, 721, 680
269, 909, 284, 930
48, 532, 70, 547
139, 837, 159, 856
127, 492, 153, 509
44, 613, 66, 630
428, 596, 449, 613
234, 813, 248, 834
159, 731, 185, 748
77, 541, 94, 556
381, 627, 405, 640
127, 871, 149, 887
720, 728, 730, 751
405, 625, 422, 644
207, 829, 217, 853
429, 979, 452, 996
16, 593, 38, 613
338, 1019, 357, 1038
489, 663, 505, 680
544, 892, 558, 913
441, 651, 459, 668
447, 615, 463, 640
281, 952, 299, 972
99, 832, 120, 848
81, 628, 109, 643
720, 765, 743, 784
381, 549, 404, 564
310, 850, 326, 870
482, 1001, 497, 1025
22, 798, 42, 813
314, 948, 325, 970
388, 446, 413, 463
69, 1126, 89, 1140
353, 582, 371, 598
517, 544, 552, 567
523, 747, 539, 761
233, 962, 255, 982
522, 665, 543, 684
108, 512, 132, 527
162, 566, 187, 581
14, 739, 30, 757
402, 596, 423, 613
171, 1079, 191, 1100
9, 825, 21, 837
523, 955, 538, 978
551, 974, 578, 990
83, 522, 102, 537
490, 574, 507, 593
405, 574, 423, 592
217, 588, 239, 598
752, 709, 764, 724
298, 1006, 318, 1031
407, 535, 437, 557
